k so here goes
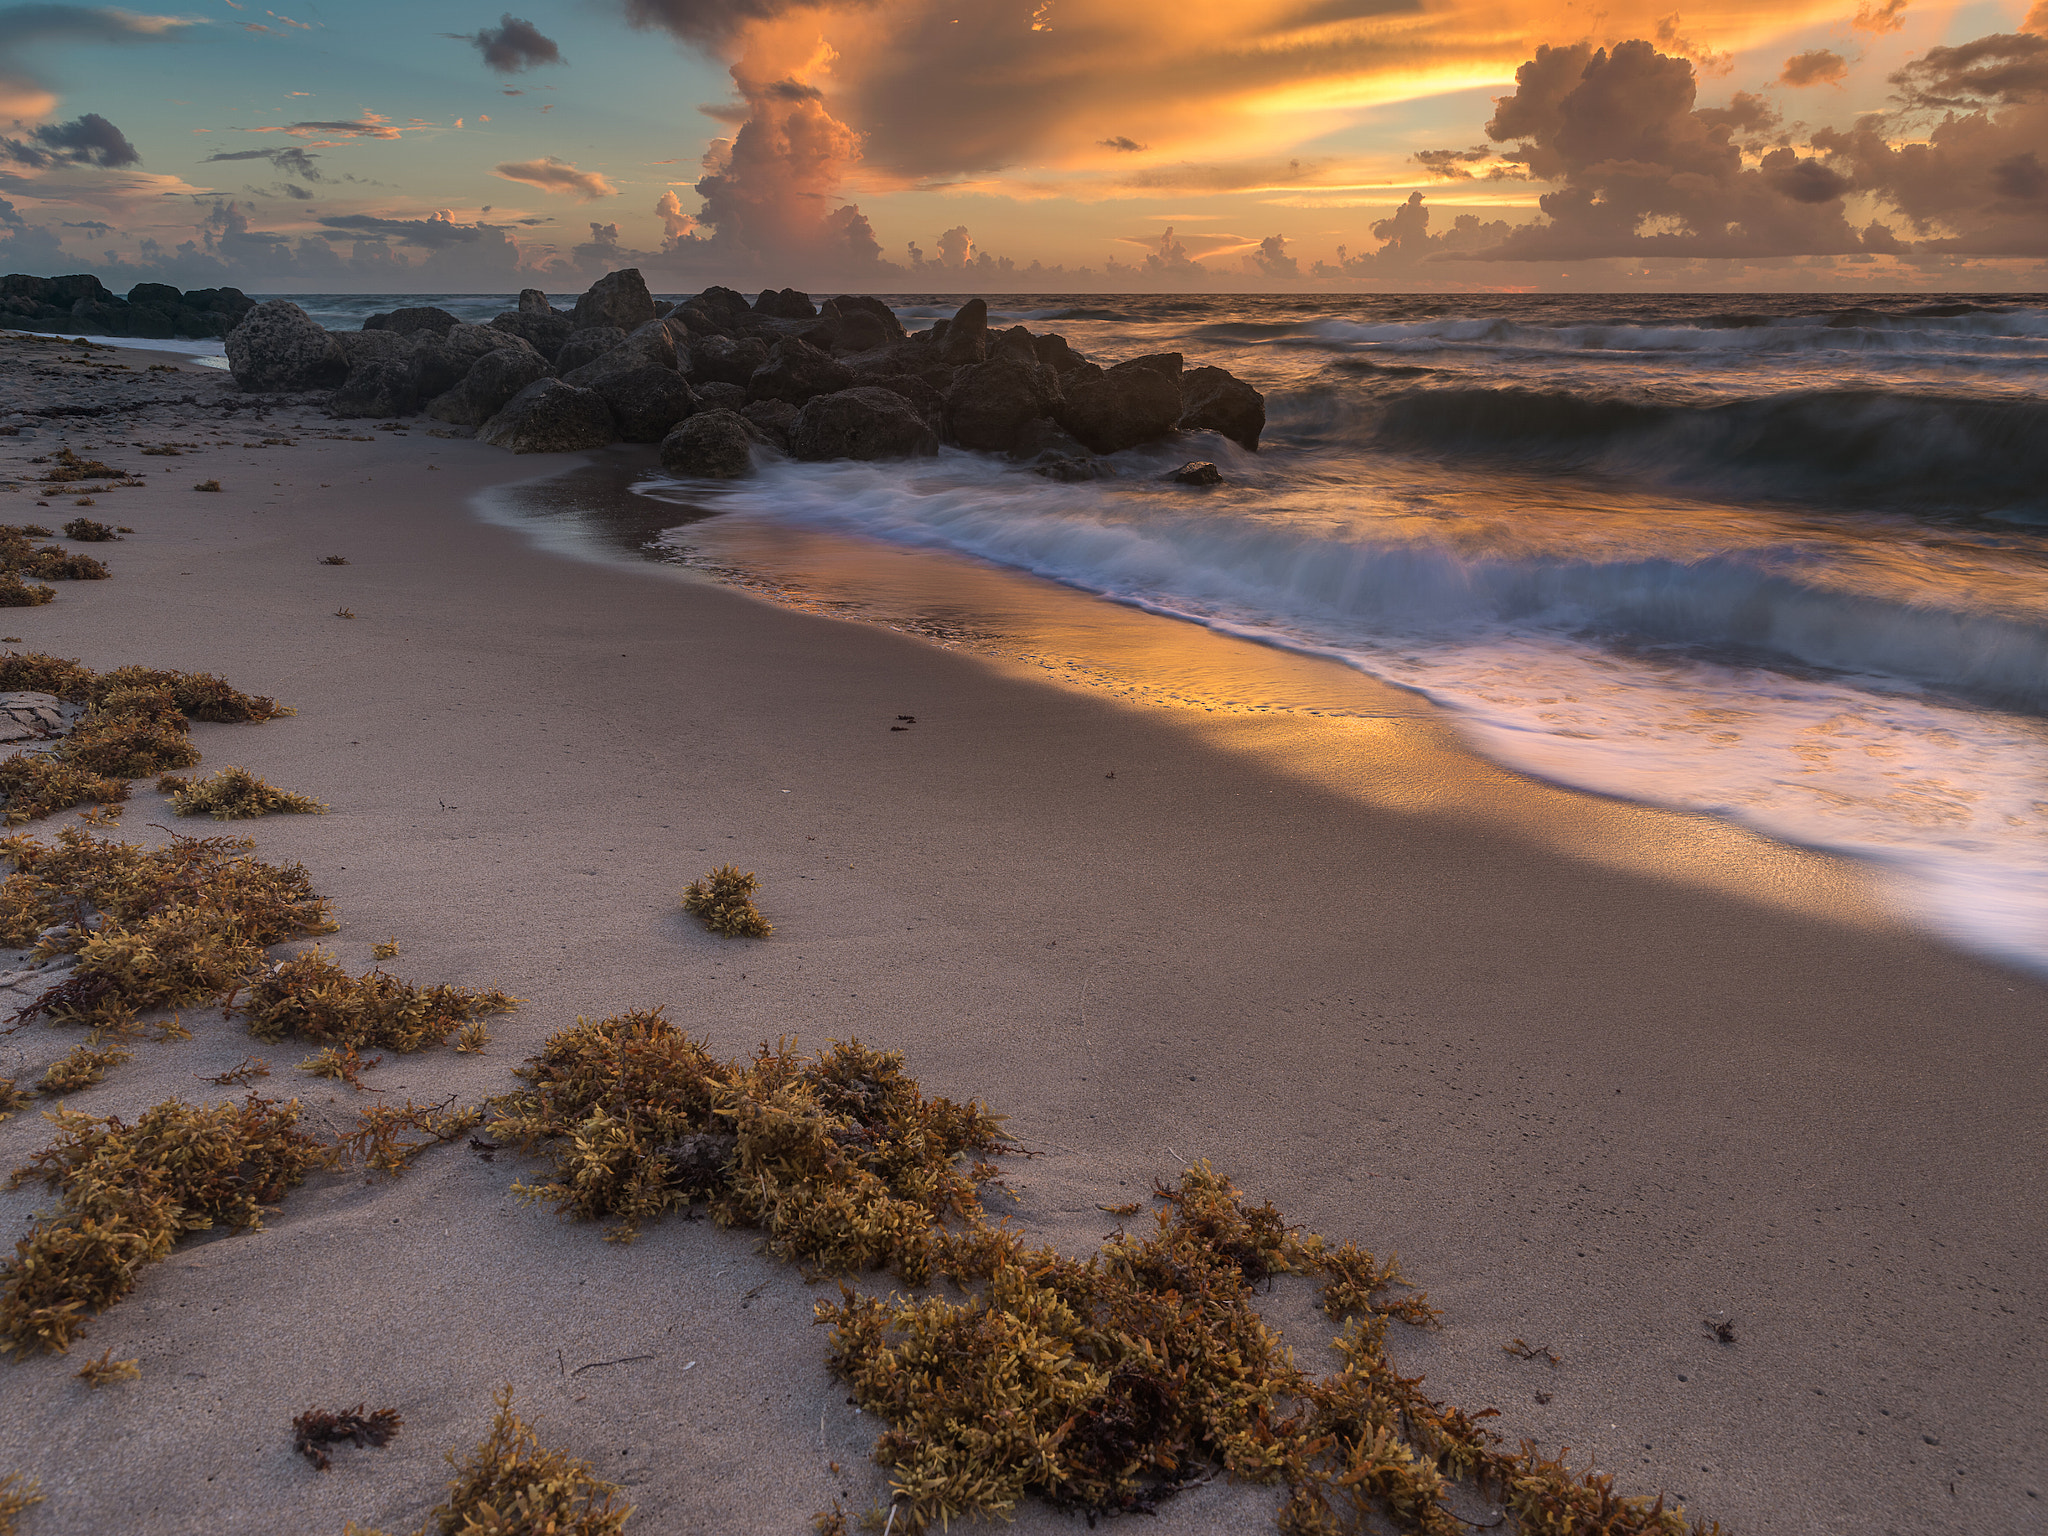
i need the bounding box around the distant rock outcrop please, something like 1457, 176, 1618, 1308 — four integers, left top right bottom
1, 273, 254, 339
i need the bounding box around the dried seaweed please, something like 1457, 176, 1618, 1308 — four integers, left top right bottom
0, 1471, 42, 1534
2, 828, 335, 1032
294, 1404, 403, 1470
489, 1017, 1005, 1258
425, 1386, 629, 1535
0, 757, 128, 826
74, 1347, 139, 1386
241, 949, 519, 1054
299, 1044, 380, 1090
0, 1079, 29, 1121
35, 1040, 132, 1095
18, 549, 109, 582
680, 864, 772, 938
60, 519, 116, 543
0, 1094, 322, 1356
199, 1057, 270, 1087
158, 766, 326, 820
0, 575, 53, 609
328, 1097, 485, 1181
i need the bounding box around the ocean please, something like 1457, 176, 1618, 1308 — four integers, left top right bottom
127, 290, 2048, 973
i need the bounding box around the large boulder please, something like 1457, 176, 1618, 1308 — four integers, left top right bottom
334, 329, 414, 368
563, 319, 676, 385
857, 373, 945, 428
825, 295, 904, 342
1033, 333, 1089, 373
938, 298, 989, 365
572, 268, 656, 332
426, 347, 556, 428
1120, 351, 1183, 381
740, 398, 799, 451
517, 288, 555, 317
747, 337, 854, 406
693, 381, 746, 413
992, 325, 1038, 362
477, 379, 614, 453
555, 325, 626, 376
659, 409, 759, 479
1056, 358, 1185, 453
1179, 365, 1266, 450
225, 300, 347, 392
331, 357, 419, 419
413, 322, 536, 400
692, 285, 753, 325
790, 387, 939, 461
586, 364, 696, 443
943, 356, 1063, 453
491, 309, 574, 363
688, 333, 769, 387
364, 305, 458, 338
668, 304, 726, 338
752, 287, 817, 319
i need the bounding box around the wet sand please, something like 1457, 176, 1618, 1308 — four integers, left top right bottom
0, 350, 2040, 1533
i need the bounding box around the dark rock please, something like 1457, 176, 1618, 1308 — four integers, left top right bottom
572, 268, 656, 332
752, 287, 817, 320
224, 300, 347, 392
554, 325, 626, 376
669, 304, 726, 338
1056, 358, 1185, 453
1165, 460, 1223, 485
517, 288, 555, 317
1119, 351, 1183, 380
790, 387, 939, 461
426, 346, 556, 428
1009, 417, 1092, 463
688, 333, 769, 387
1035, 456, 1118, 482
691, 285, 753, 326
563, 319, 676, 386
588, 364, 696, 443
491, 309, 573, 363
825, 295, 904, 340
659, 409, 759, 478
992, 325, 1038, 362
652, 300, 675, 318
923, 318, 950, 350
944, 356, 1063, 453
331, 357, 420, 419
747, 337, 854, 407
1179, 365, 1266, 450
1033, 332, 1089, 373
823, 309, 888, 352
363, 305, 458, 338
126, 282, 182, 310
477, 378, 615, 453
849, 341, 955, 391
694, 381, 746, 413
740, 398, 798, 451
412, 323, 538, 401
938, 298, 989, 364
334, 329, 414, 368
856, 373, 946, 427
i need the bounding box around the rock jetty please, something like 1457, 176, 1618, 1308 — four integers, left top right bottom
216, 269, 1267, 479
1, 273, 255, 339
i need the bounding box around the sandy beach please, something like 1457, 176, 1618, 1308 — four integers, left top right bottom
0, 337, 2040, 1535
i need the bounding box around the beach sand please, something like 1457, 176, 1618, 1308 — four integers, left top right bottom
0, 341, 2040, 1534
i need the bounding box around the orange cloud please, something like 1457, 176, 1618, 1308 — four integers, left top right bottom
493, 155, 618, 200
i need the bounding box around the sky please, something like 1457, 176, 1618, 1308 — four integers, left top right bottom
0, 0, 2044, 292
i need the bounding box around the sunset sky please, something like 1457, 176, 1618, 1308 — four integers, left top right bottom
1, 0, 2043, 291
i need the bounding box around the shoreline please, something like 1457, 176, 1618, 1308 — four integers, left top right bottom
0, 352, 2039, 1533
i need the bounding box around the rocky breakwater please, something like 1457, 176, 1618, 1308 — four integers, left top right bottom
220, 270, 1266, 480
1, 273, 255, 340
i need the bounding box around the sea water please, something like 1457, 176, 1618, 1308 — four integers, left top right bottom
89, 287, 2048, 972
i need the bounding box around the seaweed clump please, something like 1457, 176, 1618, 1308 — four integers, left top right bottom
0, 652, 293, 824
0, 1472, 42, 1534
1, 826, 337, 1032
680, 864, 771, 938
345, 1386, 630, 1536
241, 948, 518, 1054
294, 1404, 403, 1470
489, 1013, 1005, 1259
816, 1164, 1717, 1536
0, 575, 53, 609
0, 1094, 322, 1356
158, 766, 326, 820
61, 519, 117, 542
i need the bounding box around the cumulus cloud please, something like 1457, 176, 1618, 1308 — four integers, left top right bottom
1312, 192, 1515, 274
1098, 135, 1146, 152
0, 111, 138, 169
1422, 40, 1867, 261
1852, 0, 1907, 35
493, 155, 618, 200
655, 187, 697, 244
1246, 232, 1297, 277
447, 13, 563, 73
1780, 48, 1847, 87
1812, 30, 2048, 253
0, 4, 193, 120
